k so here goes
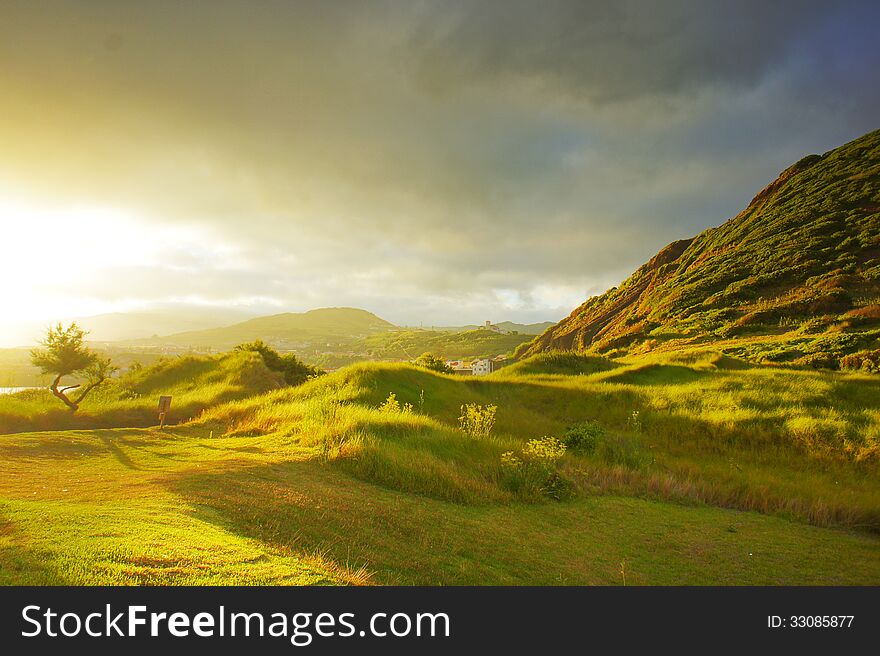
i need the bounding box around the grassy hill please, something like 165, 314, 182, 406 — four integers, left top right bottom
130, 307, 396, 350
518, 129, 880, 367
356, 328, 533, 361
0, 351, 283, 434
437, 321, 556, 335
1, 349, 879, 584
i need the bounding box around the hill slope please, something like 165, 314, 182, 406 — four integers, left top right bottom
438, 321, 556, 335
131, 307, 395, 349
518, 129, 880, 365
0, 351, 283, 434
357, 328, 533, 360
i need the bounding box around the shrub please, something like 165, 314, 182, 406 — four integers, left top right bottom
562, 421, 605, 453
626, 410, 643, 433
793, 352, 838, 370
459, 403, 497, 438
500, 437, 573, 499
379, 393, 413, 414
234, 340, 324, 386
412, 352, 453, 374
839, 350, 880, 373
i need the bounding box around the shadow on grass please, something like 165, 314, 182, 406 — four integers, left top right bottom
94, 431, 143, 471
600, 364, 708, 386
0, 435, 106, 460
0, 508, 69, 585
166, 458, 880, 586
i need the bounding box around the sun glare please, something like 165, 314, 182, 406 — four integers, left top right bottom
0, 194, 167, 331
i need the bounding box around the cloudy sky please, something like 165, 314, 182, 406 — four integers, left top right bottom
1, 0, 878, 345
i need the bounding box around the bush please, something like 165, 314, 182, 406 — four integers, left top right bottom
500, 437, 573, 500
839, 350, 880, 373
562, 421, 605, 453
412, 353, 453, 374
379, 392, 412, 414
793, 352, 838, 370
234, 340, 324, 386
459, 403, 497, 438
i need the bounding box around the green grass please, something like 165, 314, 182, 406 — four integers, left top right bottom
2, 350, 879, 585
357, 328, 532, 361
1, 426, 876, 585
221, 357, 879, 526
0, 351, 283, 434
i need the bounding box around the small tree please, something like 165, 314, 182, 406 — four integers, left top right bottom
30, 323, 115, 411
412, 352, 453, 374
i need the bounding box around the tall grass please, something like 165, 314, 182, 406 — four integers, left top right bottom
4, 349, 879, 531
182, 354, 880, 530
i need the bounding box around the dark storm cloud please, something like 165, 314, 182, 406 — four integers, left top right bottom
0, 0, 877, 334
408, 0, 834, 102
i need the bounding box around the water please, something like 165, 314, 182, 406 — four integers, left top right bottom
0, 386, 39, 395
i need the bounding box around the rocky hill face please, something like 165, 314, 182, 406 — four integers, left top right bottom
517, 129, 880, 368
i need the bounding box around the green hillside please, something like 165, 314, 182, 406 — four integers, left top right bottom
357, 328, 532, 360
2, 352, 879, 585
438, 321, 556, 335
518, 129, 880, 367
131, 307, 395, 350
0, 351, 283, 434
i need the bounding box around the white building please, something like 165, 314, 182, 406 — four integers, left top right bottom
471, 358, 498, 376
483, 320, 507, 334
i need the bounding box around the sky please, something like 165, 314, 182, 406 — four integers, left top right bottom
1, 0, 878, 345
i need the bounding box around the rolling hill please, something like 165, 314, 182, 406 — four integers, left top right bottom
129, 307, 396, 350
517, 129, 880, 368
356, 328, 533, 361
437, 321, 556, 335
3, 351, 879, 584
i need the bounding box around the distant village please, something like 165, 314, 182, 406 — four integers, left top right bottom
91, 320, 518, 376
444, 321, 509, 376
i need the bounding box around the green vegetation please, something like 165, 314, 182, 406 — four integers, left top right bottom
31, 323, 116, 411
129, 307, 395, 351
411, 352, 454, 374
2, 349, 879, 585
499, 352, 618, 377
234, 339, 324, 385
0, 350, 283, 434
110, 307, 529, 372
438, 321, 555, 335
458, 402, 497, 439
561, 420, 605, 453
519, 129, 880, 368
500, 437, 573, 500
0, 347, 172, 388
359, 328, 531, 361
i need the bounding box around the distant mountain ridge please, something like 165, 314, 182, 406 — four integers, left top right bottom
128, 307, 395, 349
518, 129, 880, 368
